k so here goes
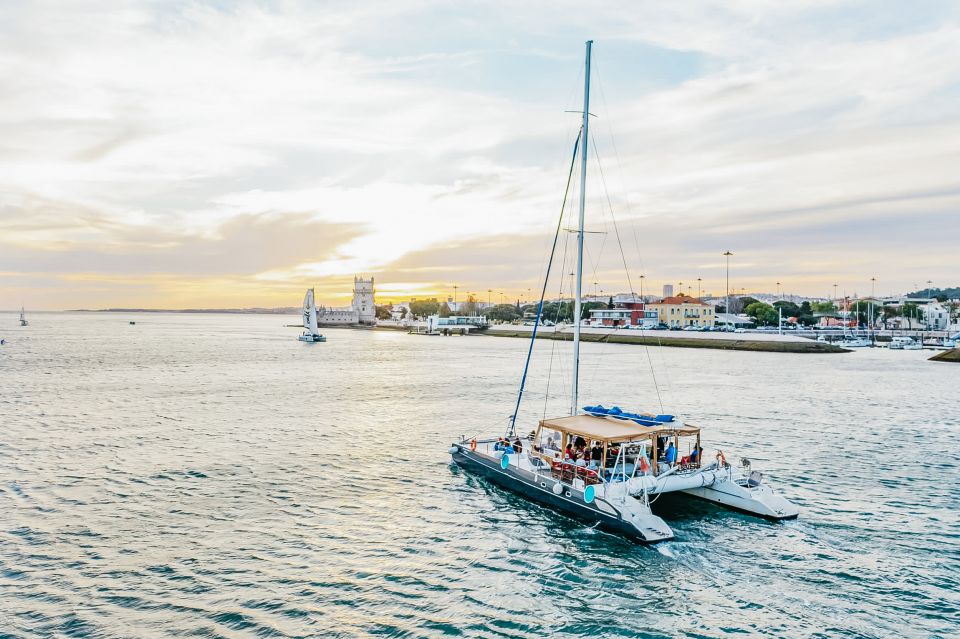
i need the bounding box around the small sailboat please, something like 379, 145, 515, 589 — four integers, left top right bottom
19, 306, 28, 326
449, 41, 798, 543
836, 336, 871, 348
298, 288, 326, 343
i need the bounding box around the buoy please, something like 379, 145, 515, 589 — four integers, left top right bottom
552, 483, 563, 495
500, 455, 510, 470
448, 446, 459, 454
583, 485, 595, 504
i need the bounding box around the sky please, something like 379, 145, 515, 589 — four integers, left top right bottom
1, 0, 959, 310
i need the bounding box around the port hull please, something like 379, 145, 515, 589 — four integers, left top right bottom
451, 447, 671, 543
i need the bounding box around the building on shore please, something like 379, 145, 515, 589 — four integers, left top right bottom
316, 276, 376, 326
646, 296, 716, 329
587, 301, 657, 327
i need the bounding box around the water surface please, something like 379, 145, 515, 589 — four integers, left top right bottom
1, 313, 957, 638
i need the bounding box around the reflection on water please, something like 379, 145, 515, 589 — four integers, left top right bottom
0, 312, 957, 638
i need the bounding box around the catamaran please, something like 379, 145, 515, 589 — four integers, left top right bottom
449, 41, 798, 543
298, 289, 326, 343
19, 306, 27, 326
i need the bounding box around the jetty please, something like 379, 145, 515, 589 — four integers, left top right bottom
484, 325, 847, 353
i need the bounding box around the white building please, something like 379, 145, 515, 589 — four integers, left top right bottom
389, 302, 411, 322
880, 297, 951, 330
317, 276, 376, 326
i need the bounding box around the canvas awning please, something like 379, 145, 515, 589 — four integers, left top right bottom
539, 414, 699, 443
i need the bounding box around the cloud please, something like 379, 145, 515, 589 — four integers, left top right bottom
1, 0, 959, 309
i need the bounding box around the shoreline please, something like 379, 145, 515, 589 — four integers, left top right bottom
482, 328, 848, 353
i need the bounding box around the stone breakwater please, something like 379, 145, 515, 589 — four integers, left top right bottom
484, 325, 848, 353
929, 349, 960, 362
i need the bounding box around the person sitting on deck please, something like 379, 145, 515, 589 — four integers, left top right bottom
681, 445, 701, 466
513, 437, 523, 453
663, 442, 677, 467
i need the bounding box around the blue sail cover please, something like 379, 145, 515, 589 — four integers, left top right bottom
582, 405, 675, 427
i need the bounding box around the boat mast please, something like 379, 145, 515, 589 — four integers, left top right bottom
571, 39, 592, 416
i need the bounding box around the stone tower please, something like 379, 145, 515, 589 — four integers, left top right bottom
353, 276, 376, 324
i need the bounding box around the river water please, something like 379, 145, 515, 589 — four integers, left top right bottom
1, 312, 957, 638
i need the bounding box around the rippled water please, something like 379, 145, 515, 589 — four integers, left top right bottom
1, 312, 957, 638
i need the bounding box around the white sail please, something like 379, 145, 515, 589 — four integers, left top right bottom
303, 288, 320, 336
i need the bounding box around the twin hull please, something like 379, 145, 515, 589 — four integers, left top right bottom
452, 446, 799, 543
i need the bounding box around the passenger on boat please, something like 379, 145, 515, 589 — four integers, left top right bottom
513, 437, 523, 453
663, 442, 677, 466
590, 443, 603, 465
681, 445, 702, 465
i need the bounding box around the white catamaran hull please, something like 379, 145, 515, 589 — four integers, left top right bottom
617, 464, 799, 520
451, 442, 674, 543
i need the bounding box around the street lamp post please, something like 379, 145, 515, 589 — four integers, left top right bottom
697, 277, 702, 299
639, 274, 645, 300
453, 284, 458, 309
487, 289, 492, 308
776, 281, 781, 300
723, 251, 733, 315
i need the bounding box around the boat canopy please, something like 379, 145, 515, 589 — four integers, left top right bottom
539, 414, 699, 444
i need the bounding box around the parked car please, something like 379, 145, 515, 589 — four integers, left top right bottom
682, 325, 699, 331
734, 327, 746, 333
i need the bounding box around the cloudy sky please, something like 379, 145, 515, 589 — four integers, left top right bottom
2, 0, 959, 310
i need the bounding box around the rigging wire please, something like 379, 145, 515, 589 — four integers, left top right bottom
590, 130, 664, 414
543, 175, 575, 419
508, 127, 582, 437
590, 55, 686, 419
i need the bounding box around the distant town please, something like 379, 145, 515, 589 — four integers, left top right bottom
374, 283, 960, 333
73, 281, 960, 335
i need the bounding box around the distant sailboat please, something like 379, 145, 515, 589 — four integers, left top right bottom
19, 306, 28, 326
298, 288, 326, 343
